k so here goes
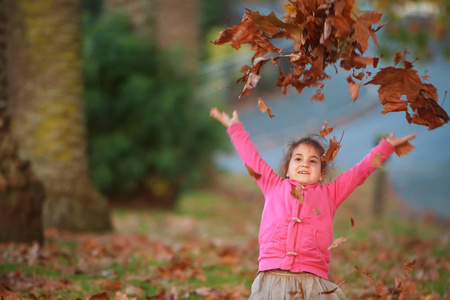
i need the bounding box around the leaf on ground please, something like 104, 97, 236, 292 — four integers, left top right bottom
403, 259, 416, 278
245, 164, 262, 180
376, 283, 391, 299
328, 237, 349, 250
320, 120, 333, 138
89, 291, 111, 300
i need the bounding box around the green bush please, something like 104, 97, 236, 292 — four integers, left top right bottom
82, 12, 226, 203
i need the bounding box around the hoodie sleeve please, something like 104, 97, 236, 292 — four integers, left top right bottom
226, 122, 282, 195
329, 139, 395, 208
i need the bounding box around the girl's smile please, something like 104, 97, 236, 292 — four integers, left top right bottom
286, 143, 325, 186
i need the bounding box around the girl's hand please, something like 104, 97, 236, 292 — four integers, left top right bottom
210, 107, 240, 128
386, 132, 417, 147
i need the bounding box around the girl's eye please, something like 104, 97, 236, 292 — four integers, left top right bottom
310, 160, 317, 164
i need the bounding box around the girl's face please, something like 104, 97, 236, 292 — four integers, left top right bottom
285, 143, 325, 186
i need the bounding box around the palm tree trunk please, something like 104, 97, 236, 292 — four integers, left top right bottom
6, 0, 111, 232
0, 0, 45, 243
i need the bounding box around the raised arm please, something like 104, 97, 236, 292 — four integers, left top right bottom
210, 107, 282, 195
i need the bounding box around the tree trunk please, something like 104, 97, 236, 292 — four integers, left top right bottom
154, 0, 199, 69
0, 0, 45, 243
6, 0, 111, 232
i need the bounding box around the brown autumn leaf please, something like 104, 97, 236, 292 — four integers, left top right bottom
319, 281, 344, 295
353, 12, 382, 53
354, 265, 374, 280
257, 97, 275, 119
376, 283, 391, 299
328, 236, 349, 250
309, 85, 325, 101
321, 136, 342, 162
214, 3, 448, 130
312, 207, 322, 216
366, 57, 449, 130
320, 120, 333, 138
290, 184, 304, 203
89, 291, 111, 300
245, 164, 261, 180
371, 152, 385, 168
351, 217, 355, 227
347, 75, 360, 102
403, 259, 416, 278
394, 141, 415, 157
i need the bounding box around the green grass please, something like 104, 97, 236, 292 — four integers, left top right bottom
0, 173, 449, 299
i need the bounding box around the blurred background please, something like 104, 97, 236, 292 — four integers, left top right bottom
0, 0, 449, 242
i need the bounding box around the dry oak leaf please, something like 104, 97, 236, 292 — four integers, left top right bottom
394, 141, 415, 157
321, 136, 342, 162
366, 58, 449, 130
371, 152, 385, 168
347, 75, 360, 102
290, 184, 304, 203
309, 85, 326, 102
403, 259, 416, 278
319, 281, 345, 295
328, 236, 349, 250
257, 97, 275, 119
354, 265, 375, 280
320, 120, 334, 138
89, 292, 111, 300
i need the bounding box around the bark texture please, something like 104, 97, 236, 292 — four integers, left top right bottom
0, 0, 45, 243
6, 0, 111, 232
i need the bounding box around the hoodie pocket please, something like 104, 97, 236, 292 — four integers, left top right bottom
259, 220, 289, 259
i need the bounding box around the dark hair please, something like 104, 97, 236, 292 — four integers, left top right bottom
279, 134, 330, 181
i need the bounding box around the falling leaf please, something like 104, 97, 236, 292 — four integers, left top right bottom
215, 86, 232, 90
328, 237, 349, 250
319, 281, 345, 295
290, 184, 304, 203
394, 141, 415, 157
310, 85, 325, 101
320, 120, 333, 138
394, 50, 409, 66
354, 265, 374, 280
322, 136, 342, 162
347, 75, 360, 102
319, 287, 338, 295
258, 97, 275, 119
351, 217, 355, 227
245, 164, 261, 180
371, 153, 385, 168
312, 207, 322, 216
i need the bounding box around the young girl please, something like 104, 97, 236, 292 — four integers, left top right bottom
210, 107, 417, 299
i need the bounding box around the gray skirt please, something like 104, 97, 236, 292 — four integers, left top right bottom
249, 270, 347, 300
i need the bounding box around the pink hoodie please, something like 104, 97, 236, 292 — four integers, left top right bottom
227, 122, 394, 280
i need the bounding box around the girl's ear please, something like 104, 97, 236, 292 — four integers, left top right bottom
319, 170, 326, 182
